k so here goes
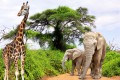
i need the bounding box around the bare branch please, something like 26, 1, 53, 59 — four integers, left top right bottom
108, 39, 120, 51
0, 27, 7, 41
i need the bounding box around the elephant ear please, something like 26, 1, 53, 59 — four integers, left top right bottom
72, 50, 82, 60
67, 49, 75, 53
97, 36, 104, 50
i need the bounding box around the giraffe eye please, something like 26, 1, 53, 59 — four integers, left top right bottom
24, 9, 27, 10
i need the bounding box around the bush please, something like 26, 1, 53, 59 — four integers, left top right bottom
65, 44, 76, 50
0, 49, 71, 80
103, 51, 120, 64
0, 50, 4, 80
102, 51, 120, 77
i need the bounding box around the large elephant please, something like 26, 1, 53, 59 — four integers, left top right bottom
62, 48, 85, 76
80, 32, 106, 79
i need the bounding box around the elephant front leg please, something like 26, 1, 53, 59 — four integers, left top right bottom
92, 54, 101, 79
99, 58, 104, 78
93, 69, 101, 79
70, 61, 75, 76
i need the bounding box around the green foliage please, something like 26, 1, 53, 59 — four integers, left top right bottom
48, 6, 79, 21
0, 49, 71, 80
102, 51, 120, 77
24, 50, 58, 79
0, 50, 4, 80
65, 44, 76, 50
106, 44, 111, 52
26, 30, 40, 39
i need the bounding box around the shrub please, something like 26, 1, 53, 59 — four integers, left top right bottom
102, 51, 120, 77
103, 51, 120, 64
0, 50, 4, 80
0, 49, 71, 80
65, 44, 76, 50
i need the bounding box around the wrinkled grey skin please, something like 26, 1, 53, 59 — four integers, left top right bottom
62, 48, 85, 76
79, 32, 106, 79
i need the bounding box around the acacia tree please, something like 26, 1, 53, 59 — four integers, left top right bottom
2, 6, 95, 51
29, 6, 95, 51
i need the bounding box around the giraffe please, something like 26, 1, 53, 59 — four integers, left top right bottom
2, 1, 29, 80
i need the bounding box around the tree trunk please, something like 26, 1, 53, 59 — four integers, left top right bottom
52, 20, 66, 51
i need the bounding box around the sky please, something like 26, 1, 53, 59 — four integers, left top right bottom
0, 0, 120, 50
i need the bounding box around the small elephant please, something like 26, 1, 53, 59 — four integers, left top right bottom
80, 32, 106, 79
62, 48, 85, 76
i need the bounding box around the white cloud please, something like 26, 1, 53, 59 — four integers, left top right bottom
81, 0, 120, 12
95, 14, 120, 30
79, 0, 120, 32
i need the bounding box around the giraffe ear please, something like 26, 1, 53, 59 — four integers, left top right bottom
23, 2, 25, 6
26, 1, 28, 5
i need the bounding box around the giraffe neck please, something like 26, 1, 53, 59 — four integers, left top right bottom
15, 13, 29, 41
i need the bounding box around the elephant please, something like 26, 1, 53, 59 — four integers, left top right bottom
62, 48, 85, 76
79, 32, 106, 79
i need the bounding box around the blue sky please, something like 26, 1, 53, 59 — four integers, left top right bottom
0, 0, 120, 49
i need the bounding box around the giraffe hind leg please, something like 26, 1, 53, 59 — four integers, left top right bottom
3, 57, 9, 80
14, 56, 19, 80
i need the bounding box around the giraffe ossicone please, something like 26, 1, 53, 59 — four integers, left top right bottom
2, 1, 29, 80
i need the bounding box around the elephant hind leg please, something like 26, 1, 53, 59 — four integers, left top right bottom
90, 62, 95, 77
70, 61, 76, 76
99, 44, 106, 76
76, 64, 80, 76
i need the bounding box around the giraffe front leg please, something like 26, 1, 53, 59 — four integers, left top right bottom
4, 69, 7, 80
14, 57, 19, 80
4, 69, 6, 80
4, 69, 9, 80
21, 54, 25, 80
3, 54, 9, 80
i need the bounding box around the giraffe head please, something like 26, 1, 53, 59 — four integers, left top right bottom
17, 1, 29, 16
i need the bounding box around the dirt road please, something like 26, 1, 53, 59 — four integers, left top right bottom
43, 69, 120, 80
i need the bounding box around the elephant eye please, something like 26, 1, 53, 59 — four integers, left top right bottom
90, 36, 95, 39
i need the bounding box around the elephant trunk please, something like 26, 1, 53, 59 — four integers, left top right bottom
61, 54, 68, 70
81, 49, 94, 78
82, 55, 92, 77
62, 60, 66, 70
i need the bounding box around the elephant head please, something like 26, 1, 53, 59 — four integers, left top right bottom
62, 48, 83, 70
80, 32, 106, 79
